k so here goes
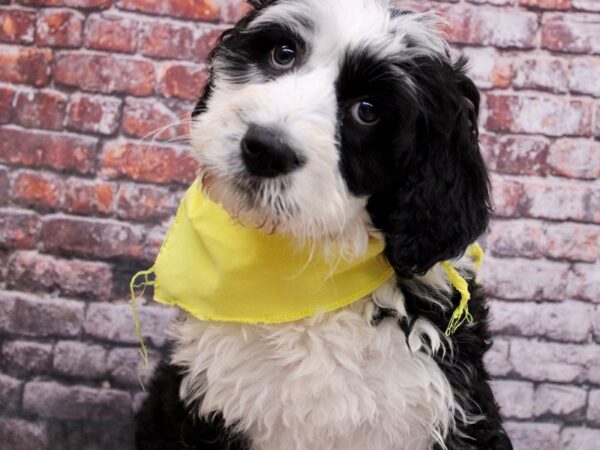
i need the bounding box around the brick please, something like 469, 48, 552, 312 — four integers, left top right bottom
139, 20, 193, 60
573, 0, 600, 11
53, 341, 108, 378
512, 57, 568, 94
489, 300, 538, 337
510, 338, 600, 383
460, 47, 512, 90
569, 57, 600, 97
504, 422, 560, 450
593, 307, 600, 341
545, 223, 599, 262
117, 0, 220, 21
121, 98, 182, 140
220, 0, 252, 23
0, 209, 39, 249
561, 428, 600, 450
542, 13, 600, 54
158, 63, 208, 101
535, 384, 587, 420
0, 417, 47, 450
107, 347, 158, 386
487, 220, 545, 259
17, 0, 111, 6
41, 216, 146, 260
55, 52, 155, 96
548, 138, 600, 180
492, 380, 534, 419
486, 94, 592, 137
0, 373, 22, 412
36, 9, 84, 48
64, 177, 115, 215
0, 47, 52, 86
520, 0, 571, 8
11, 292, 84, 337
101, 141, 197, 185
588, 390, 600, 426
85, 14, 137, 53
480, 256, 568, 301
0, 86, 14, 123
485, 338, 512, 375
47, 420, 133, 450
0, 290, 17, 332
192, 26, 223, 62
67, 94, 121, 135
11, 170, 64, 210
595, 103, 600, 138
445, 5, 538, 49
24, 381, 132, 420
117, 184, 180, 221
84, 303, 174, 347
141, 224, 167, 262
568, 263, 600, 303
522, 178, 592, 222
13, 89, 67, 130
0, 9, 35, 43
0, 127, 98, 174
0, 167, 8, 204
482, 134, 549, 176
8, 250, 114, 300
1, 340, 52, 376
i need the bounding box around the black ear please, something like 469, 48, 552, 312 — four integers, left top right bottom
368, 56, 491, 278
247, 0, 276, 9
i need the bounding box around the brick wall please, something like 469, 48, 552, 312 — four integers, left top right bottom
0, 0, 598, 448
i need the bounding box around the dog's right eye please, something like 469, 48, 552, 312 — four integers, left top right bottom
270, 43, 296, 70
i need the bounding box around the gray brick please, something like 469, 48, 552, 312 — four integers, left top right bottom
0, 417, 47, 450
587, 390, 600, 426
489, 301, 537, 337
0, 290, 17, 333
107, 347, 158, 387
23, 381, 132, 421
534, 384, 587, 421
561, 427, 600, 450
53, 341, 108, 379
505, 422, 560, 450
484, 338, 512, 377
1, 340, 53, 376
0, 373, 23, 412
48, 419, 133, 450
12, 292, 84, 337
84, 303, 174, 347
492, 380, 534, 419
133, 391, 148, 413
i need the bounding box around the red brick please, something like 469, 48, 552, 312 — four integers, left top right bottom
158, 63, 208, 100
520, 0, 571, 9
121, 98, 182, 140
101, 141, 197, 184
116, 184, 180, 221
0, 47, 52, 86
13, 90, 67, 130
64, 177, 115, 215
0, 86, 14, 123
568, 263, 600, 303
0, 9, 35, 43
117, 0, 220, 21
545, 223, 599, 262
490, 174, 528, 217
0, 167, 8, 205
512, 57, 569, 94
41, 215, 146, 260
444, 5, 538, 49
8, 251, 114, 300
220, 0, 252, 23
11, 170, 63, 210
548, 138, 600, 180
573, 0, 600, 11
0, 127, 98, 174
36, 9, 83, 48
461, 47, 512, 90
488, 220, 545, 259
85, 14, 137, 53
66, 94, 121, 135
486, 95, 592, 137
192, 26, 222, 62
0, 210, 39, 249
17, 0, 111, 7
55, 52, 155, 96
522, 178, 592, 222
542, 13, 600, 54
139, 21, 193, 60
482, 134, 549, 176
569, 57, 600, 97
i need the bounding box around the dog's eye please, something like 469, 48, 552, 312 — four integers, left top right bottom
270, 43, 296, 69
351, 100, 380, 126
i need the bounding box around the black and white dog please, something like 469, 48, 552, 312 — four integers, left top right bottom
136, 0, 512, 449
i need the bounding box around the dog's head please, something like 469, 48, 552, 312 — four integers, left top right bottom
190, 0, 491, 277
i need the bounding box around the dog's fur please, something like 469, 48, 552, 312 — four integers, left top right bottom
135, 1, 513, 448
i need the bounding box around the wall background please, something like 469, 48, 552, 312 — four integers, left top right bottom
0, 0, 598, 449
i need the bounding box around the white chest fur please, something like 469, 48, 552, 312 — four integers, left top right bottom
171, 281, 457, 450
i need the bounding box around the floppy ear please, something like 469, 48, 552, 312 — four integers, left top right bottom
368, 56, 491, 278
247, 0, 276, 9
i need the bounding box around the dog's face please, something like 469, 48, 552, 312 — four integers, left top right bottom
191, 0, 491, 276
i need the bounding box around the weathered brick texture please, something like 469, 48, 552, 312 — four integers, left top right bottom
0, 0, 599, 448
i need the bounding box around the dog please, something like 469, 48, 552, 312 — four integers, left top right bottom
135, 0, 513, 449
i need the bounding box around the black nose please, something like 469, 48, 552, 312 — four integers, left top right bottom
241, 125, 303, 178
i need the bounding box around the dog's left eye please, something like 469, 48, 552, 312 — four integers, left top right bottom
351, 100, 380, 126
270, 43, 296, 69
